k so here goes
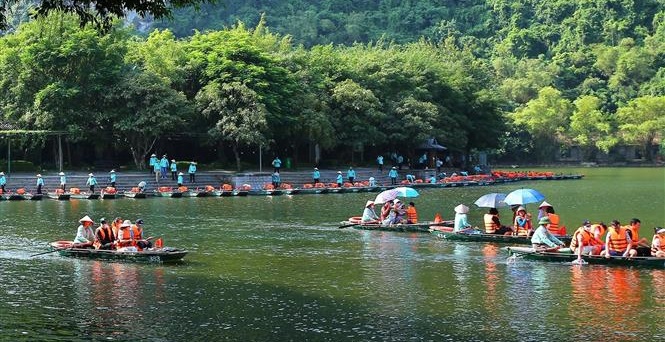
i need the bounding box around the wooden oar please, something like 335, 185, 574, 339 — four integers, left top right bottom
338, 223, 359, 229
29, 249, 62, 257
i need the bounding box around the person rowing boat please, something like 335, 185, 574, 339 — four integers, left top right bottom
361, 200, 379, 224
73, 215, 95, 248
531, 217, 565, 251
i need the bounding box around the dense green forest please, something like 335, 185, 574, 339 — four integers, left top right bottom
1, 0, 664, 171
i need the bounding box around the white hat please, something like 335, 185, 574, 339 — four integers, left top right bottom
59, 172, 65, 176
88, 173, 94, 176
110, 169, 115, 173
78, 215, 94, 223
178, 172, 184, 175
120, 220, 132, 228
151, 153, 156, 157
365, 200, 374, 207
539, 201, 552, 208
394, 198, 401, 203
337, 171, 342, 174
454, 204, 469, 214
36, 174, 42, 177
314, 167, 318, 170
369, 177, 375, 181
171, 159, 176, 162
0, 172, 4, 176
516, 206, 526, 212
657, 228, 665, 234
191, 161, 196, 165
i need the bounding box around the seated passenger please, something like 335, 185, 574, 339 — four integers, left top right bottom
651, 227, 665, 258
73, 215, 95, 248
392, 199, 407, 224
361, 200, 379, 223
513, 206, 532, 237
484, 208, 511, 235
368, 177, 377, 187
428, 175, 436, 184
531, 217, 566, 251
570, 220, 604, 261
626, 218, 650, 256
115, 220, 134, 250
94, 218, 116, 250
406, 202, 418, 224
405, 174, 415, 183
603, 220, 637, 258
453, 204, 472, 232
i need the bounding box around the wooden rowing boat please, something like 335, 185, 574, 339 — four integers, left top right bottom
4, 193, 29, 200
123, 191, 148, 199
71, 193, 100, 200
48, 241, 188, 263
433, 229, 572, 245
47, 192, 71, 200
506, 246, 665, 269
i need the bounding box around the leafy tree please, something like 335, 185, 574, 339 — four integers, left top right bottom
616, 96, 665, 161
569, 95, 615, 160
195, 81, 268, 170
108, 71, 192, 169
0, 0, 212, 31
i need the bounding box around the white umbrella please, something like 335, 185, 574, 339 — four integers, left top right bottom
474, 193, 508, 208
374, 187, 419, 203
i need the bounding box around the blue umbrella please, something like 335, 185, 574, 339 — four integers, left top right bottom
374, 187, 419, 203
473, 193, 508, 208
504, 189, 545, 205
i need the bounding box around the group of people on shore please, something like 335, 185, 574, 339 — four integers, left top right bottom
149, 154, 197, 184
73, 215, 159, 251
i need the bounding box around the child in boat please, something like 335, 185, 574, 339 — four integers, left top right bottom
652, 227, 665, 257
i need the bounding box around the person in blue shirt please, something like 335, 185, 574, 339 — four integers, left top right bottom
177, 172, 184, 187
149, 154, 158, 174
86, 173, 98, 193
271, 172, 281, 188
336, 171, 343, 187
531, 217, 566, 251
159, 155, 169, 179
347, 167, 356, 183
388, 167, 398, 185
272, 157, 282, 173
406, 174, 415, 183
312, 168, 320, 184
153, 160, 161, 182
170, 159, 178, 180
368, 177, 377, 187
0, 172, 6, 193
376, 155, 384, 172
59, 172, 67, 191
428, 175, 437, 184
188, 162, 197, 183
36, 174, 44, 194
109, 170, 117, 188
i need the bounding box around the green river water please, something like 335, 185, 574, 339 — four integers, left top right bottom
0, 167, 663, 341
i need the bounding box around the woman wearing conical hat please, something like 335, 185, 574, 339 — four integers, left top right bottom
73, 215, 95, 247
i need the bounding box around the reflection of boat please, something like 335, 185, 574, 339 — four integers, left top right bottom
48, 241, 188, 263
506, 246, 665, 269
433, 229, 572, 245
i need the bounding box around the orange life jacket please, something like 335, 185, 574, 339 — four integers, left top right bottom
625, 225, 640, 247
513, 215, 531, 236
592, 224, 606, 240
406, 207, 418, 223
116, 228, 132, 248
607, 226, 629, 253
96, 226, 115, 246
547, 213, 560, 235
570, 227, 601, 251
484, 214, 499, 234
131, 225, 143, 241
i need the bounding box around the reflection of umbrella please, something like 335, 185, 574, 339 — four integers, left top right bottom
454, 204, 469, 214
374, 187, 419, 203
474, 193, 508, 208
504, 189, 545, 205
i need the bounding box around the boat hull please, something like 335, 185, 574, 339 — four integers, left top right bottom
342, 221, 454, 233
506, 246, 665, 269
47, 193, 71, 200
123, 192, 147, 199
434, 230, 572, 245
49, 242, 187, 263
71, 193, 100, 200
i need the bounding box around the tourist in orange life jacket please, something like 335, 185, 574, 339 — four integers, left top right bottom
590, 222, 607, 242
540, 203, 565, 235
94, 218, 116, 250
132, 219, 152, 250
513, 206, 532, 237
651, 227, 665, 257
484, 208, 512, 235
626, 218, 650, 256
604, 220, 637, 258
73, 215, 95, 248
115, 220, 134, 249
406, 202, 418, 224
570, 220, 604, 261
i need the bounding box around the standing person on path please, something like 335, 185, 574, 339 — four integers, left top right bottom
149, 154, 158, 174
159, 155, 169, 179
35, 174, 44, 194
86, 173, 98, 193
177, 172, 184, 187
272, 171, 281, 188
153, 160, 161, 182
59, 172, 67, 191
436, 158, 443, 175
312, 168, 320, 184
388, 167, 398, 185
336, 171, 343, 187
377, 155, 384, 172
109, 170, 117, 188
272, 157, 282, 173
170, 159, 177, 180
347, 167, 356, 184
0, 172, 6, 193
188, 162, 197, 183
